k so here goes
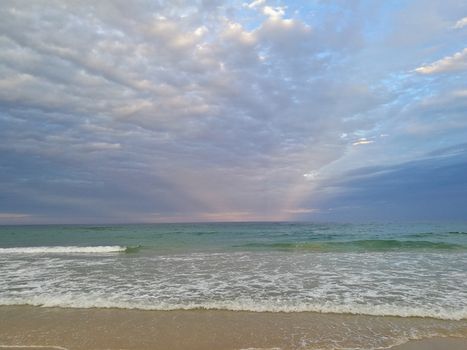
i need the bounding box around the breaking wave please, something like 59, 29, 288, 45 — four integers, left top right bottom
1, 297, 466, 320
0, 246, 132, 254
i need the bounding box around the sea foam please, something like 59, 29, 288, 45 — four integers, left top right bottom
1, 250, 466, 321
0, 246, 127, 254
1, 296, 466, 320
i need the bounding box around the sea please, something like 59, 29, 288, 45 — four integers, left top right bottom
1, 222, 466, 349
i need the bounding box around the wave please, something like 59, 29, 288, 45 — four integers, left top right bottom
1, 297, 465, 321
408, 231, 467, 238
237, 240, 466, 252
0, 246, 132, 254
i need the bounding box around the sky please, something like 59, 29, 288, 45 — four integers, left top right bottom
0, 0, 466, 224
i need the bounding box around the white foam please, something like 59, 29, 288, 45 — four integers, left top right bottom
1, 296, 465, 321
0, 251, 466, 321
0, 346, 68, 350
0, 246, 126, 254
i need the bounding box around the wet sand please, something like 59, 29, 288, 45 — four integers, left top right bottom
0, 306, 466, 350
391, 337, 467, 350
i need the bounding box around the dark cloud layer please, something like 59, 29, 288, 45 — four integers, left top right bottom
0, 0, 466, 223
302, 148, 467, 221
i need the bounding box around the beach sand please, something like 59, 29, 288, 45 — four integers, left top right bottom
0, 306, 466, 350
391, 337, 467, 350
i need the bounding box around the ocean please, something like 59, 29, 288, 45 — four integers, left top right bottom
1, 222, 466, 349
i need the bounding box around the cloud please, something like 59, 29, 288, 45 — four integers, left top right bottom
262, 6, 286, 19
302, 148, 467, 221
303, 171, 318, 180
0, 213, 31, 219
80, 142, 122, 152
352, 138, 375, 146
1, 0, 467, 223
395, 88, 467, 137
415, 48, 467, 74
246, 0, 266, 9
454, 17, 467, 29
285, 208, 318, 214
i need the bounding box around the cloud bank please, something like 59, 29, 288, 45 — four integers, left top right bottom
1, 0, 466, 223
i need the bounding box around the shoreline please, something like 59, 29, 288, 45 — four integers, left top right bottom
1, 306, 466, 350
3, 339, 465, 350
0, 303, 464, 321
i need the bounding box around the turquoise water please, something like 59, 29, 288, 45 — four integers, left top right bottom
0, 222, 466, 319
1, 222, 466, 252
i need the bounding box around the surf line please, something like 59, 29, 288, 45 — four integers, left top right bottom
0, 346, 69, 350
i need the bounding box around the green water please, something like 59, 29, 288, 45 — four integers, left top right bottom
1, 222, 466, 253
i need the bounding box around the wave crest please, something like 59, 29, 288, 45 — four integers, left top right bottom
0, 246, 128, 254
1, 297, 465, 320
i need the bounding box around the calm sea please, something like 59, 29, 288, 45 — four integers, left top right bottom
1, 222, 466, 348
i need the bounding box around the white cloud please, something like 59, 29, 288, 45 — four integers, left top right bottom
303, 171, 318, 180
262, 6, 286, 20
454, 17, 467, 29
246, 0, 266, 9
415, 48, 467, 74
352, 138, 375, 146
221, 20, 257, 46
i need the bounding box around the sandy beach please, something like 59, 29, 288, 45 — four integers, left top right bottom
0, 306, 466, 350
391, 337, 467, 350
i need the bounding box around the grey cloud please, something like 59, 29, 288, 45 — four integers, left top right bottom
1, 0, 466, 223
300, 146, 467, 222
